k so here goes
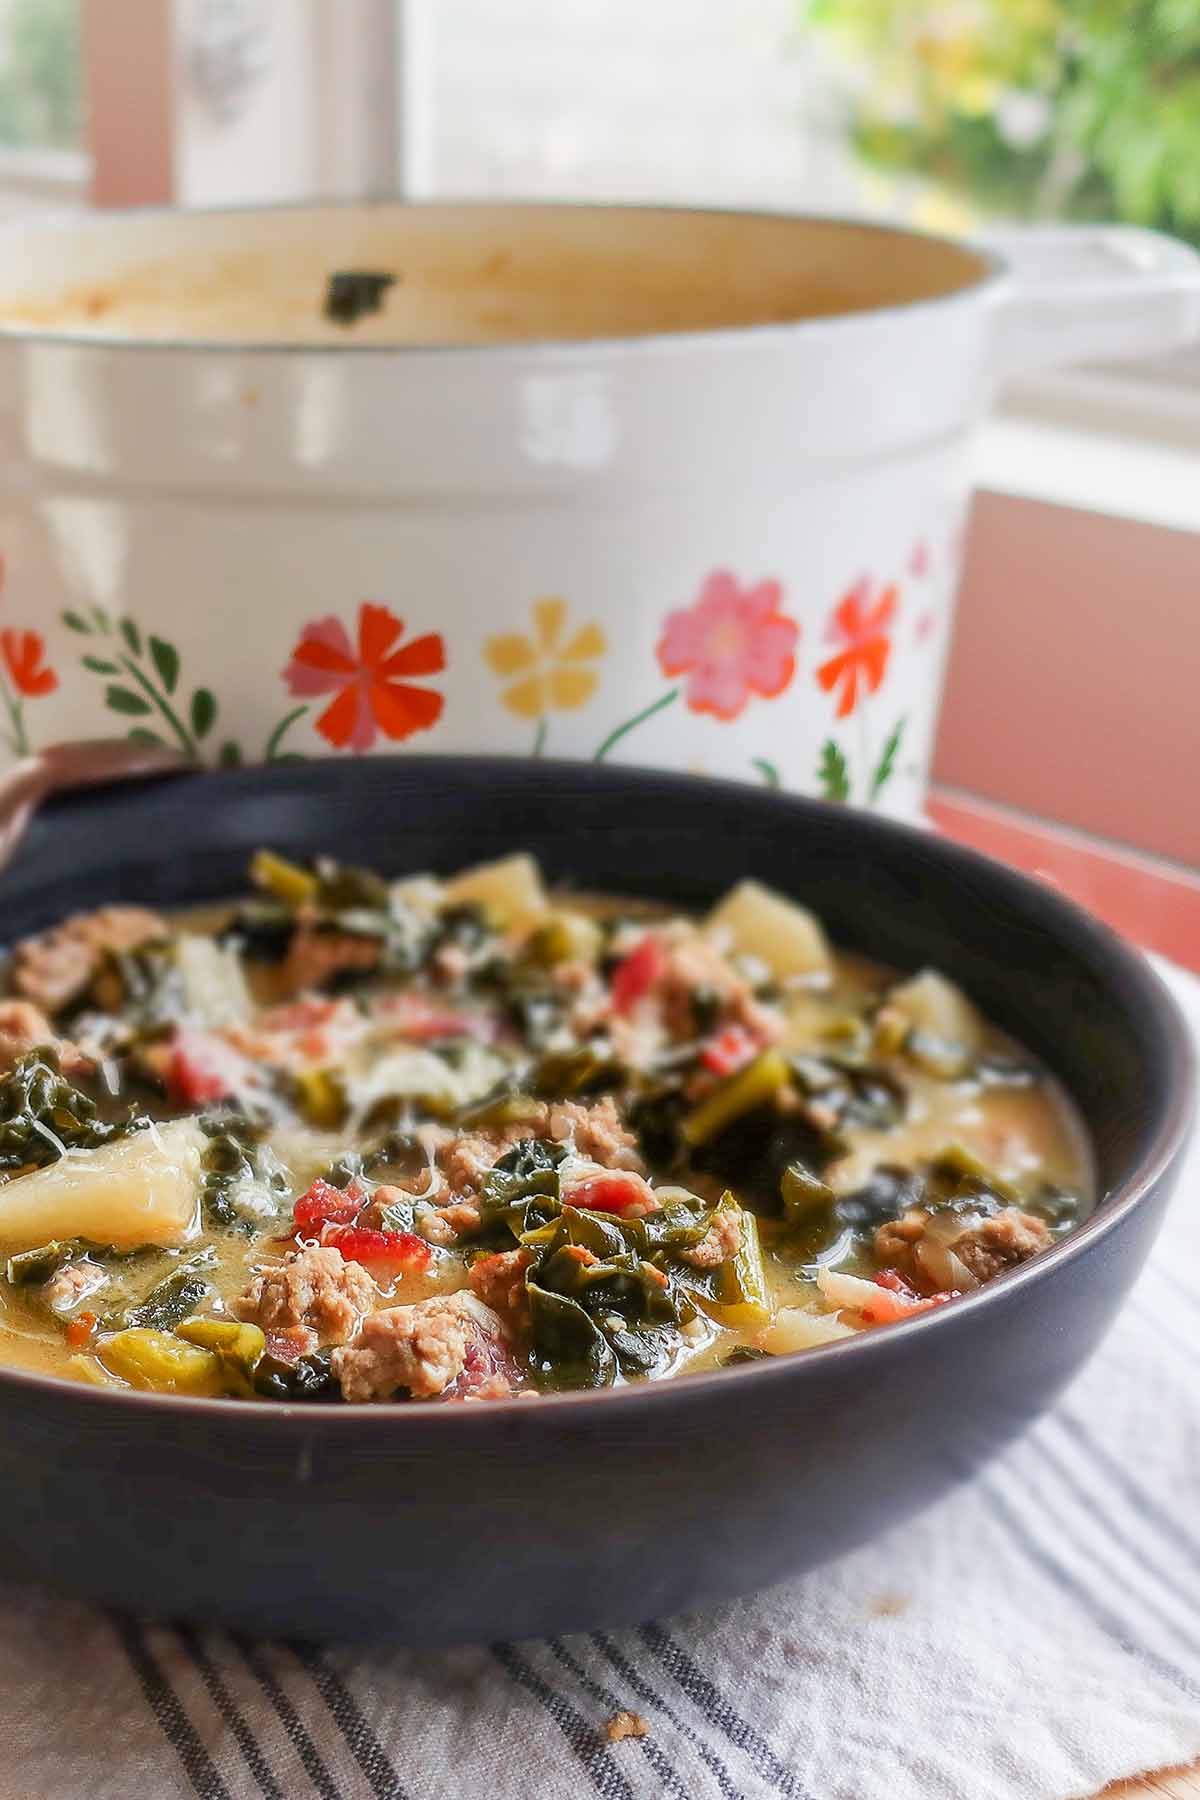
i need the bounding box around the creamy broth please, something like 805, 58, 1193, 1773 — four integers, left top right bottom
0, 853, 1090, 1400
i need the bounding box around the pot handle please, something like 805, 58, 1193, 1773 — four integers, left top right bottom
980, 224, 1200, 378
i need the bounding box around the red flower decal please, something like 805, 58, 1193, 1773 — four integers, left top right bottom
0, 629, 57, 699
656, 571, 798, 721
816, 578, 897, 720
283, 603, 445, 752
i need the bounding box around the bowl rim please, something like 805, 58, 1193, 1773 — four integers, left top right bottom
0, 755, 1191, 1430
0, 197, 1007, 358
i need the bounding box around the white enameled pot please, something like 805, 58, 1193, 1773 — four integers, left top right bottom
0, 201, 1195, 813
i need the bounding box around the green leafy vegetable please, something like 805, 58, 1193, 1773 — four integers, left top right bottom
527, 1283, 616, 1390
200, 1119, 289, 1234
0, 1052, 125, 1171
5, 1238, 82, 1285
175, 1317, 264, 1395
780, 1161, 836, 1226
106, 1249, 217, 1331
252, 1348, 340, 1401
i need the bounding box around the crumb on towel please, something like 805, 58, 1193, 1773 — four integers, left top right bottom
604, 1710, 649, 1742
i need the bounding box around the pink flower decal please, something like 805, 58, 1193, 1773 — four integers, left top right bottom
283, 603, 445, 753
816, 577, 897, 720
656, 571, 798, 721
909, 539, 930, 578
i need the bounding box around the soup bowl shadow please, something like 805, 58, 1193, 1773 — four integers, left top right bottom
0, 756, 1190, 1643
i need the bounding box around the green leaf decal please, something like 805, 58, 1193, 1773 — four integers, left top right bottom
105, 685, 152, 717
752, 757, 781, 788
817, 740, 851, 804
61, 610, 91, 635
191, 688, 217, 739
217, 740, 243, 768
149, 636, 180, 694
271, 752, 307, 766
869, 717, 906, 802
119, 617, 141, 656
127, 727, 167, 747
91, 604, 112, 631
82, 656, 119, 675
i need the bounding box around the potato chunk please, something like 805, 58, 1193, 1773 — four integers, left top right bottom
0, 1118, 205, 1251
706, 879, 833, 981
886, 969, 985, 1053
442, 854, 548, 927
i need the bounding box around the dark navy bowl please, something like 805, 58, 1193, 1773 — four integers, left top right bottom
0, 757, 1190, 1642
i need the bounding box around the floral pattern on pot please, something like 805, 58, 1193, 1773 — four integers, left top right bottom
28, 528, 948, 813
594, 570, 799, 763
62, 605, 219, 761
0, 558, 58, 757
814, 576, 906, 807
282, 603, 446, 754
484, 596, 607, 756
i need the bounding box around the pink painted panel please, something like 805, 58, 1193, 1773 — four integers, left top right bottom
82, 0, 174, 208
929, 789, 1200, 974
933, 491, 1200, 869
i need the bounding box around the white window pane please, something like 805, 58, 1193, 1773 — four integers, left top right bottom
428, 0, 869, 213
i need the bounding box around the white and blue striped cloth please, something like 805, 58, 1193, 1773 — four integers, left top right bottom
8, 962, 1199, 1800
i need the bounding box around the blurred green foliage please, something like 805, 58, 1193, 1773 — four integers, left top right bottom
806, 1, 1200, 243
0, 0, 80, 151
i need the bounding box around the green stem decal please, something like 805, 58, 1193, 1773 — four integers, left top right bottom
816, 739, 850, 804
594, 687, 679, 763
0, 682, 26, 757
532, 717, 549, 758
65, 610, 231, 764
869, 716, 906, 802
751, 757, 781, 788
264, 705, 309, 762
118, 655, 196, 756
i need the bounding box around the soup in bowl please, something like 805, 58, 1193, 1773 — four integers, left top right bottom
0, 842, 1090, 1403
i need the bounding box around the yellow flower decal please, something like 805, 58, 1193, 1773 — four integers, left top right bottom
485, 597, 606, 750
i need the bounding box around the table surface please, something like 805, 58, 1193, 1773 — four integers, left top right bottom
931, 789, 1200, 1800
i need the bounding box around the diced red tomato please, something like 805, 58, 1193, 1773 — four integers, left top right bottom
372, 992, 487, 1043
66, 1310, 97, 1348
168, 1027, 253, 1106
610, 935, 665, 1015
320, 1223, 432, 1273
867, 1269, 956, 1322
561, 1245, 601, 1267
293, 1177, 362, 1236
701, 1025, 759, 1077
257, 998, 346, 1035
874, 1268, 919, 1298
562, 1170, 659, 1218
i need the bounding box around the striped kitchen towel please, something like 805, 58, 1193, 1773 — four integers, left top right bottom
4, 960, 1198, 1800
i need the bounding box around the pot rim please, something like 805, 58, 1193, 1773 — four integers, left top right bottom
0, 755, 1190, 1431
0, 196, 1010, 359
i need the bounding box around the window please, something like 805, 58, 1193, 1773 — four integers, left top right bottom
0, 0, 86, 214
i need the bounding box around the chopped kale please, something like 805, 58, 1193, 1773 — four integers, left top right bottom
834, 1165, 924, 1229
252, 1348, 341, 1401
0, 1051, 126, 1171
219, 900, 295, 964
106, 1249, 217, 1331
200, 1117, 290, 1234
6, 1239, 83, 1285
527, 1283, 616, 1390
